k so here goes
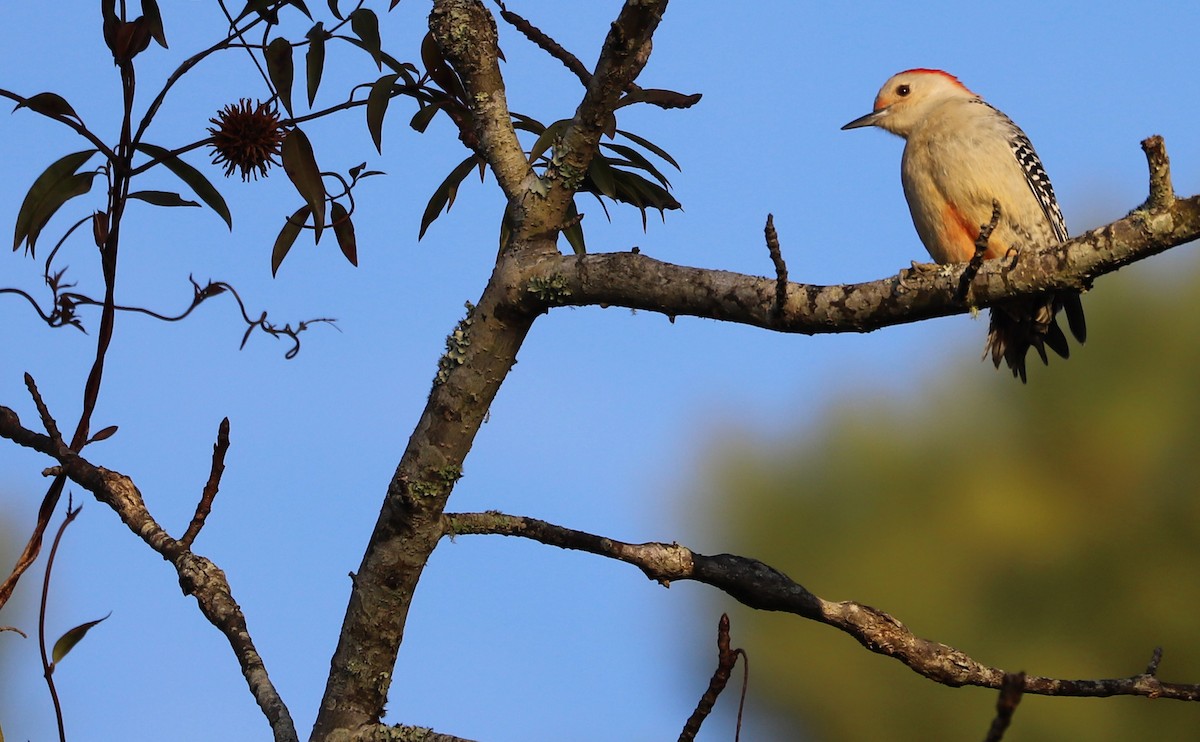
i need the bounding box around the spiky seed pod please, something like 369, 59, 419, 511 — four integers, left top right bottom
207, 99, 284, 181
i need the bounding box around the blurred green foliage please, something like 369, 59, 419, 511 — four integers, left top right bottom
705, 255, 1200, 741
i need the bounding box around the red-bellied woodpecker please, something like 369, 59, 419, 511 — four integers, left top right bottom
842, 68, 1086, 382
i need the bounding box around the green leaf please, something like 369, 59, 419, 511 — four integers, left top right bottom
527, 118, 570, 165
510, 112, 547, 136
366, 73, 399, 154
12, 92, 82, 123
419, 154, 480, 240
331, 201, 357, 266
13, 149, 97, 252
127, 190, 200, 208
265, 38, 295, 117
616, 128, 681, 170
51, 613, 110, 665
141, 0, 168, 48
409, 101, 444, 134
562, 199, 586, 255
350, 8, 382, 70
305, 22, 327, 107
601, 142, 671, 188
272, 205, 309, 276
587, 156, 618, 200
135, 143, 232, 229
281, 127, 325, 242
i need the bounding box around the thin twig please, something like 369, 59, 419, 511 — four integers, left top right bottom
956, 199, 1001, 303
38, 497, 82, 742
24, 373, 63, 446
181, 417, 231, 549
983, 671, 1027, 742
764, 214, 788, 322
679, 613, 748, 742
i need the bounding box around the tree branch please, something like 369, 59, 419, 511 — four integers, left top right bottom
523, 149, 1199, 333
0, 405, 298, 742
429, 0, 533, 201
443, 511, 1200, 702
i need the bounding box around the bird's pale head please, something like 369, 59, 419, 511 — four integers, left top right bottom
842, 69, 977, 137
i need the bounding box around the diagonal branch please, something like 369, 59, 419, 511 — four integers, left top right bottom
0, 405, 298, 742
429, 0, 533, 201
544, 0, 670, 210
443, 511, 1200, 702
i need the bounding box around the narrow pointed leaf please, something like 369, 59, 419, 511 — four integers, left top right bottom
510, 112, 547, 135
13, 149, 96, 252
616, 128, 681, 170
350, 9, 382, 70
234, 0, 276, 24
135, 143, 231, 229
12, 92, 82, 123
305, 22, 326, 107
265, 38, 295, 116
281, 127, 325, 242
272, 205, 309, 276
128, 190, 200, 208
86, 425, 119, 445
409, 101, 444, 133
562, 199, 586, 255
366, 73, 399, 153
331, 202, 357, 266
601, 142, 671, 187
141, 0, 168, 48
287, 0, 312, 18
327, 0, 343, 19
25, 172, 97, 254
390, 0, 401, 9
527, 118, 570, 165
51, 613, 110, 665
587, 155, 618, 200
419, 154, 480, 240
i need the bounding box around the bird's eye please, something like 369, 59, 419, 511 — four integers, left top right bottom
896, 84, 911, 97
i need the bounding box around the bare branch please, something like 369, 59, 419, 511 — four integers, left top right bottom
444, 511, 1200, 701
544, 0, 670, 209
525, 187, 1200, 334
0, 405, 298, 742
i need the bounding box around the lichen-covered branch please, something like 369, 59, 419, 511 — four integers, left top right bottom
429, 0, 532, 201
444, 511, 1200, 702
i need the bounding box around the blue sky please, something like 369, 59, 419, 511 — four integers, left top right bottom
1, 2, 1198, 741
